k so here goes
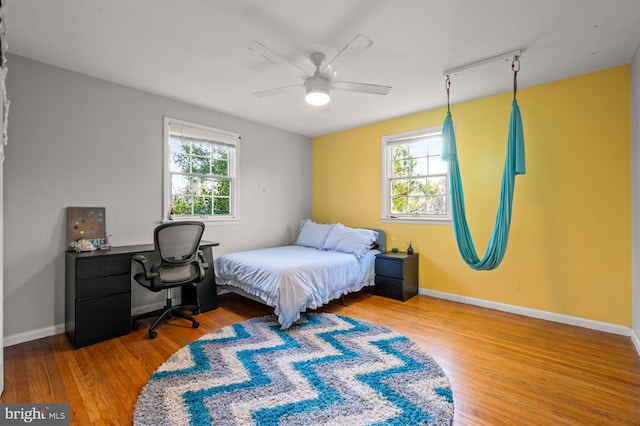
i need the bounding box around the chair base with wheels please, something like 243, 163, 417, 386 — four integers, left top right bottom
131, 288, 200, 339
131, 221, 209, 339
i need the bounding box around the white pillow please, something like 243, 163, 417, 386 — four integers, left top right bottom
295, 219, 335, 249
323, 223, 378, 258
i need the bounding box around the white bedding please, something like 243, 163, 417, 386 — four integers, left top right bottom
215, 245, 379, 329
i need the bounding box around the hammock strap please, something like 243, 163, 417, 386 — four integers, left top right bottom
441, 61, 525, 270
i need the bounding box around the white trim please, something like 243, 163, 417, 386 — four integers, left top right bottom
161, 217, 241, 225
167, 119, 240, 146
3, 298, 182, 348
380, 216, 451, 225
6, 292, 638, 354
4, 324, 66, 348
163, 116, 240, 221
422, 288, 634, 337
380, 126, 452, 223
131, 300, 171, 316
631, 329, 640, 356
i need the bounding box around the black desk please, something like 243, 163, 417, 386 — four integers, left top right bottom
65, 241, 219, 348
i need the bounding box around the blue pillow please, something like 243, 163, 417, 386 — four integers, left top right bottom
295, 219, 335, 249
323, 223, 378, 258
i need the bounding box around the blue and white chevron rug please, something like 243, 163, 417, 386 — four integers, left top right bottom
134, 313, 454, 425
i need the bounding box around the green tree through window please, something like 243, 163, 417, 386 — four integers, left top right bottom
165, 118, 239, 220
382, 126, 450, 222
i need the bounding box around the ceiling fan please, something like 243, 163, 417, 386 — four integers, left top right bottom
249, 34, 392, 107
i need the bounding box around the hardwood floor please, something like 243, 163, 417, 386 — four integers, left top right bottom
3, 291, 640, 425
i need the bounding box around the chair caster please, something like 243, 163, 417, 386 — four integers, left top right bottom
193, 321, 200, 329
192, 309, 200, 315
149, 330, 158, 339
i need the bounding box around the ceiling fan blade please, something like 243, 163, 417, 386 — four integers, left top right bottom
249, 41, 310, 81
252, 84, 303, 98
331, 81, 392, 95
321, 34, 373, 78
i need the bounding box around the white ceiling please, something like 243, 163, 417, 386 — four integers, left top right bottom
6, 0, 640, 137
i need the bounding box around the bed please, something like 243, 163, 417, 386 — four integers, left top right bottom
214, 220, 386, 329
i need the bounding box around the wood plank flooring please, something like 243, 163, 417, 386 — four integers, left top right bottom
2, 291, 640, 425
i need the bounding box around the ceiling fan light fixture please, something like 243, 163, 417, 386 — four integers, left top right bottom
305, 75, 330, 105
305, 89, 330, 105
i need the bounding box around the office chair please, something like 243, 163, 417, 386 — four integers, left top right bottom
131, 221, 208, 339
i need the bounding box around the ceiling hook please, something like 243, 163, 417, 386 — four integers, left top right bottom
512, 56, 521, 73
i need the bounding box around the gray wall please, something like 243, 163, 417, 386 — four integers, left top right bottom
3, 54, 312, 344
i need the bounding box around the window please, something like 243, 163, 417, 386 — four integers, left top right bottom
163, 117, 240, 222
381, 126, 451, 223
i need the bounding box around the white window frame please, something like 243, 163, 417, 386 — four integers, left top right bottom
163, 117, 240, 224
380, 126, 452, 225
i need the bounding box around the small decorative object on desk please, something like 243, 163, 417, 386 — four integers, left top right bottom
407, 241, 414, 255
99, 234, 112, 250
73, 239, 96, 252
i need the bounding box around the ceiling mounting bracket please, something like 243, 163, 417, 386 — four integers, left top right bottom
442, 49, 523, 77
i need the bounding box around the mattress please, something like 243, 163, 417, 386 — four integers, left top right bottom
215, 245, 378, 328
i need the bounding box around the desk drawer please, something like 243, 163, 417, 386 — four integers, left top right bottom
76, 273, 130, 299
74, 292, 131, 348
75, 254, 131, 280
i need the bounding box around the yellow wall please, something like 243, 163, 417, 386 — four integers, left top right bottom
312, 65, 631, 326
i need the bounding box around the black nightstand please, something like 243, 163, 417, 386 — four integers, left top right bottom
374, 252, 418, 301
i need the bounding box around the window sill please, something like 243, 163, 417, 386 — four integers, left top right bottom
380, 216, 451, 226
161, 217, 241, 225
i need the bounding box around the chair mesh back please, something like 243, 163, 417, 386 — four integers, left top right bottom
154, 222, 205, 267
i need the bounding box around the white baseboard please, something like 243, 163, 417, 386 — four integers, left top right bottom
5, 293, 639, 357
3, 300, 177, 348
631, 329, 640, 356
421, 289, 633, 337
4, 324, 66, 348
131, 300, 172, 316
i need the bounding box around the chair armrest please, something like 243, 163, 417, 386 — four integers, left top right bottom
132, 254, 158, 280
132, 254, 146, 261
197, 250, 210, 270
193, 250, 209, 284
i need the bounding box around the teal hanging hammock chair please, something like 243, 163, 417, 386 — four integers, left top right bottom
441, 57, 526, 270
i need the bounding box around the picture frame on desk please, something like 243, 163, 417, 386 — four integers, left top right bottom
66, 206, 108, 251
